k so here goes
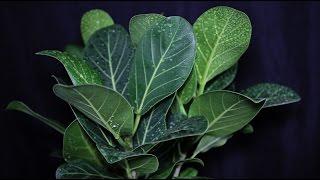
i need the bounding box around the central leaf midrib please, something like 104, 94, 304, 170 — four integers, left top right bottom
107, 32, 117, 91
136, 20, 180, 114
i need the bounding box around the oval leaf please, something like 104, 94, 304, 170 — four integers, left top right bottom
56, 160, 120, 179
205, 63, 238, 92
53, 84, 134, 139
63, 121, 104, 166
81, 9, 114, 45
84, 25, 134, 94
36, 50, 103, 86
194, 6, 251, 89
126, 154, 159, 175
128, 16, 196, 115
6, 101, 65, 134
178, 68, 197, 104
242, 83, 301, 108
189, 91, 264, 136
129, 13, 166, 46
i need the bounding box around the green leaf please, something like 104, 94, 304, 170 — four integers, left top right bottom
84, 25, 134, 94
178, 68, 197, 104
189, 90, 264, 136
194, 6, 251, 93
6, 101, 65, 134
179, 168, 198, 178
63, 120, 104, 166
150, 158, 203, 179
72, 108, 116, 147
125, 154, 159, 175
56, 160, 120, 179
36, 50, 103, 86
242, 83, 301, 108
53, 84, 134, 140
206, 63, 237, 92
128, 16, 196, 115
192, 134, 232, 158
81, 9, 114, 45
133, 97, 208, 149
129, 13, 166, 46
65, 44, 83, 58
242, 124, 254, 134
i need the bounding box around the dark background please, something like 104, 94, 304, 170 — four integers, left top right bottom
1, 1, 319, 178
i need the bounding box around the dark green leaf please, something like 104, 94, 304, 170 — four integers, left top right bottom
53, 84, 134, 140
242, 83, 301, 108
128, 16, 196, 115
36, 50, 103, 86
81, 9, 114, 45
125, 154, 159, 175
6, 101, 65, 134
179, 168, 198, 178
56, 160, 120, 179
206, 63, 237, 92
129, 13, 166, 46
194, 6, 251, 93
178, 68, 197, 104
192, 134, 232, 158
189, 91, 264, 136
63, 121, 104, 166
242, 124, 254, 134
84, 25, 134, 94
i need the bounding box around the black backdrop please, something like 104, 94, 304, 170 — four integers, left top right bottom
1, 1, 319, 179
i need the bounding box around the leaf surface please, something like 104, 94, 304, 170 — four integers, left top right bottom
126, 154, 159, 175
81, 9, 114, 45
242, 83, 301, 108
206, 63, 237, 92
192, 134, 232, 157
53, 84, 134, 139
178, 68, 197, 104
128, 16, 196, 115
189, 90, 264, 136
6, 101, 65, 134
84, 25, 134, 94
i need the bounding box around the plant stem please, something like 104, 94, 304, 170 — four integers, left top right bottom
198, 82, 206, 96
176, 95, 187, 116
173, 143, 187, 178
124, 159, 133, 179
132, 114, 141, 135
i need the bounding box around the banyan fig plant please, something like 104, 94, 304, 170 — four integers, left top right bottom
6, 6, 300, 179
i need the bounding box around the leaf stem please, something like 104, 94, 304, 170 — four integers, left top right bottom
173, 143, 187, 178
132, 114, 141, 135
198, 82, 206, 96
176, 95, 187, 116
124, 159, 133, 179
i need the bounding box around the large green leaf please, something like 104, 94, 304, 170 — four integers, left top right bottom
192, 134, 232, 158
36, 50, 103, 86
194, 6, 251, 93
63, 121, 104, 166
53, 84, 134, 140
125, 154, 159, 175
84, 25, 134, 94
205, 63, 237, 92
6, 101, 65, 134
178, 68, 197, 104
133, 97, 208, 149
242, 83, 301, 108
81, 9, 114, 45
189, 91, 264, 136
129, 13, 166, 46
56, 160, 120, 179
128, 16, 196, 115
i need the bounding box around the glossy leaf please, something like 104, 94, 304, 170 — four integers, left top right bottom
6, 101, 65, 134
242, 83, 301, 108
63, 121, 104, 166
125, 154, 159, 175
56, 160, 119, 179
242, 124, 254, 134
53, 84, 134, 140
129, 13, 166, 46
128, 16, 196, 115
36, 50, 103, 86
133, 97, 208, 149
179, 168, 198, 178
65, 44, 83, 58
84, 25, 134, 94
206, 63, 237, 92
81, 9, 114, 45
189, 91, 264, 136
194, 6, 251, 90
178, 68, 197, 104
192, 134, 232, 158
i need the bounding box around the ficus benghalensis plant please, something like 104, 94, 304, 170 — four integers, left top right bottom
6, 6, 300, 179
